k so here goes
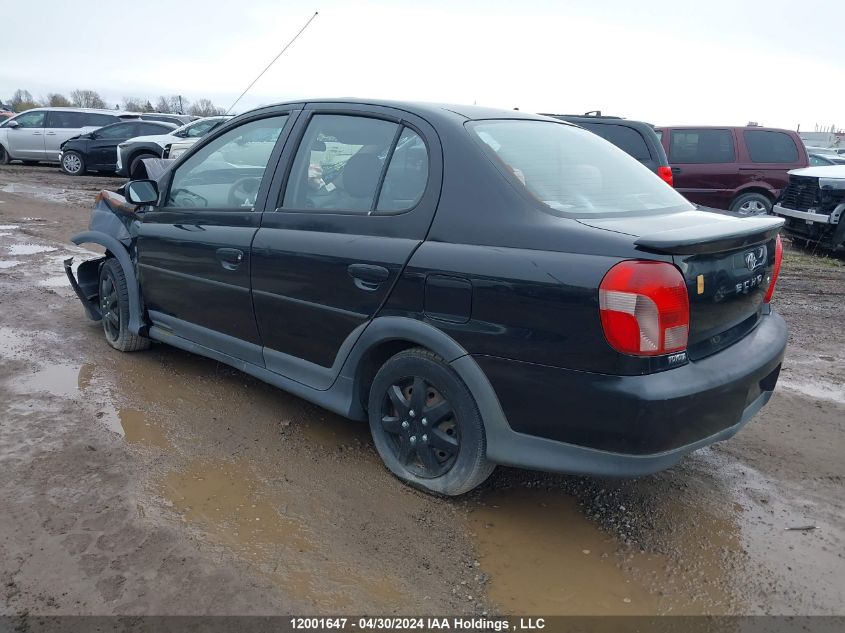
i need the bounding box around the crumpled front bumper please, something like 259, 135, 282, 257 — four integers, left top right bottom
64, 257, 104, 321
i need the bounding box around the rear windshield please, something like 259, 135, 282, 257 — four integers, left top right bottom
468, 120, 690, 216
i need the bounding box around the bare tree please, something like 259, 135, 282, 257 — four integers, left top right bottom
122, 97, 149, 111
188, 98, 225, 117
10, 89, 38, 112
46, 93, 72, 107
70, 89, 107, 109
156, 95, 187, 114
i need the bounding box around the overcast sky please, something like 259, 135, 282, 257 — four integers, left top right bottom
1, 0, 842, 130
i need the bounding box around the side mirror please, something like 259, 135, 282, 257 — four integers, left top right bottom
7, 120, 20, 129
126, 179, 159, 205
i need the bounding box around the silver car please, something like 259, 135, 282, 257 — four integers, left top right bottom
0, 108, 130, 165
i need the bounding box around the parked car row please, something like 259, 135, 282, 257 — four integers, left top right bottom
0, 106, 199, 172
539, 113, 810, 217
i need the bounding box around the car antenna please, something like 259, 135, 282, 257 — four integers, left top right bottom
225, 11, 319, 115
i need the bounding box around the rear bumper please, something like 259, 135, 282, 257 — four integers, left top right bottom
464, 311, 787, 477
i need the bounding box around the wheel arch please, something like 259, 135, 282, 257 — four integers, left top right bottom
70, 230, 145, 334
340, 317, 506, 426
732, 185, 776, 204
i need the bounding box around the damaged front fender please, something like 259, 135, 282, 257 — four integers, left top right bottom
67, 190, 146, 334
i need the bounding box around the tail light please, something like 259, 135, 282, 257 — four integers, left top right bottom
599, 260, 689, 356
763, 234, 783, 304
657, 165, 674, 187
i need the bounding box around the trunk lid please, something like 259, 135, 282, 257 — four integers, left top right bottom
579, 210, 784, 359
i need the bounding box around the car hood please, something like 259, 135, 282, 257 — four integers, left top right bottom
788, 165, 845, 178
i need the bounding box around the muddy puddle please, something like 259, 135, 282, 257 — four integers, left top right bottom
6, 243, 57, 256
0, 183, 70, 205
157, 458, 403, 610
470, 487, 739, 615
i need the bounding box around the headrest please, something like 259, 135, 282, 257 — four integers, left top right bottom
343, 153, 382, 199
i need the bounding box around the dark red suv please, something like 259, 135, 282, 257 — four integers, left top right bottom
656, 126, 808, 215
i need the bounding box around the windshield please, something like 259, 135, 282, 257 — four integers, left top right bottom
469, 120, 692, 216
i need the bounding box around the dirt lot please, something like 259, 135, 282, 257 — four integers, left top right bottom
0, 164, 843, 616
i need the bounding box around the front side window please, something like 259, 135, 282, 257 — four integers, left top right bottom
282, 114, 399, 213
743, 130, 799, 163
809, 155, 830, 166
469, 120, 691, 216
11, 111, 46, 128
669, 129, 735, 164
166, 115, 288, 209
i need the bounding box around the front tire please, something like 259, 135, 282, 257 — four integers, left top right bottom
730, 192, 772, 216
99, 258, 150, 352
129, 152, 158, 179
61, 151, 85, 176
0, 145, 10, 165
368, 348, 494, 496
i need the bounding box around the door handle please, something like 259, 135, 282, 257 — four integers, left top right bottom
671, 167, 682, 174
348, 263, 390, 291
46, 132, 57, 135
216, 247, 244, 271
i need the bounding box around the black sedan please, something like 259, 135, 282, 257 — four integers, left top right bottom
59, 120, 176, 175
66, 99, 787, 495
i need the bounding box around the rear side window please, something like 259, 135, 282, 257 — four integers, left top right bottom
743, 130, 799, 163
469, 120, 691, 216
580, 123, 650, 161
95, 122, 137, 139
282, 114, 399, 213
669, 129, 735, 163
46, 111, 87, 128
184, 119, 220, 138
84, 113, 119, 127
376, 128, 428, 213
138, 122, 170, 135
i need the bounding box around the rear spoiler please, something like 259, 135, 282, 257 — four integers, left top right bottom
635, 217, 784, 255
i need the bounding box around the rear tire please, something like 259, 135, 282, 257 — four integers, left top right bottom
61, 151, 85, 176
730, 192, 772, 216
98, 258, 151, 352
368, 348, 494, 496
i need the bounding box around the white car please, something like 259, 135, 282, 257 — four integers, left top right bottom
116, 116, 231, 176
0, 107, 131, 165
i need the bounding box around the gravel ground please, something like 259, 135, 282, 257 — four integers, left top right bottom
0, 164, 843, 616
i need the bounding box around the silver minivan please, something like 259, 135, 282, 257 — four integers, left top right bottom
0, 108, 128, 164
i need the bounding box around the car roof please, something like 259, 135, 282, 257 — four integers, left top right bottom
102, 119, 177, 129
254, 98, 563, 123
657, 125, 799, 134
20, 106, 135, 116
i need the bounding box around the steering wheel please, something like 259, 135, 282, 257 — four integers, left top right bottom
228, 177, 261, 207
169, 188, 208, 208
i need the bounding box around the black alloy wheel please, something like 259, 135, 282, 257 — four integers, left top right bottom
381, 376, 460, 478
368, 348, 494, 495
